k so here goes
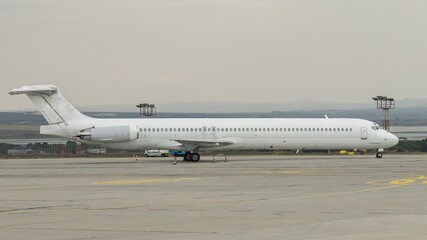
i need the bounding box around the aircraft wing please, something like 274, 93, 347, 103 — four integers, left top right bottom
173, 138, 235, 151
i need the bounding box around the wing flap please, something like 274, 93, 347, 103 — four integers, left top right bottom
173, 139, 234, 151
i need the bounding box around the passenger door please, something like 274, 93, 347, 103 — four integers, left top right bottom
361, 127, 368, 140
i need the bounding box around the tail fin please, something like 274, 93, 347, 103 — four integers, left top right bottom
9, 85, 89, 124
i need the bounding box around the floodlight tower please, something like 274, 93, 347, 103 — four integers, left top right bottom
372, 96, 395, 131
136, 103, 156, 117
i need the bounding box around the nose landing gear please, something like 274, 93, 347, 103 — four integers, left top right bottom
376, 148, 384, 158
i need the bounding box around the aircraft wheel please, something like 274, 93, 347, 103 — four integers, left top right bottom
190, 153, 200, 162
376, 152, 383, 158
184, 152, 191, 161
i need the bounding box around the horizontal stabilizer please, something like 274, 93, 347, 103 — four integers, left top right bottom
9, 85, 58, 96
9, 84, 90, 125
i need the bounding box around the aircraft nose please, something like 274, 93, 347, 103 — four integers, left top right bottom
387, 132, 399, 147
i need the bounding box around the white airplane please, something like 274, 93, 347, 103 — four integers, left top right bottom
9, 85, 399, 160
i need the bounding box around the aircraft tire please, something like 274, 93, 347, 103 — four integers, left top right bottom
184, 152, 191, 161
190, 153, 200, 162
376, 152, 383, 158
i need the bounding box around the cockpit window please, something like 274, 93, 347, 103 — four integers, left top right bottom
372, 125, 380, 130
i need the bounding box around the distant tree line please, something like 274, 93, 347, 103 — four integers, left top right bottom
390, 139, 427, 153
0, 141, 93, 156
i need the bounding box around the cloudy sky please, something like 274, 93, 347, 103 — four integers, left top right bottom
1, 0, 426, 111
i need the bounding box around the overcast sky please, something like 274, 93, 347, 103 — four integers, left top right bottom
1, 0, 426, 111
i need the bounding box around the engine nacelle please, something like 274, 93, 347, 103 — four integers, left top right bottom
83, 126, 138, 143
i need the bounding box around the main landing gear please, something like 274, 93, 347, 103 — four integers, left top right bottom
183, 152, 200, 162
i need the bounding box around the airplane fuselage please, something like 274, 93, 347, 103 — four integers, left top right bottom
55, 117, 398, 152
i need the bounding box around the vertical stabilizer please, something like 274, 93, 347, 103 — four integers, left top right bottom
9, 85, 89, 124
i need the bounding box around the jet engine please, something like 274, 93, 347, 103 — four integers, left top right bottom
79, 126, 138, 143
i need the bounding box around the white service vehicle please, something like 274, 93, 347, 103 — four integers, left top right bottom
144, 150, 169, 157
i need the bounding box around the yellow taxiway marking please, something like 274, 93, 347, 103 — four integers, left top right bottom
229, 176, 427, 205
390, 179, 415, 185
367, 175, 427, 186
93, 178, 200, 186
192, 184, 408, 207
274, 184, 404, 202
